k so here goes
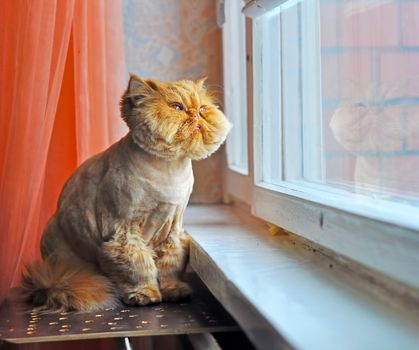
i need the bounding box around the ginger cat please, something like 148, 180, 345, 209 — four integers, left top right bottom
21, 74, 231, 312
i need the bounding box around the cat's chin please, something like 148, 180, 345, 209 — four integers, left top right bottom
131, 123, 230, 161
183, 126, 232, 160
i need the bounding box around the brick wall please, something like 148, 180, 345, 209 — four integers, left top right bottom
320, 0, 419, 198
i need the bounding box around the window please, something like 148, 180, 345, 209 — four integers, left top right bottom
222, 0, 248, 175
252, 0, 322, 185
228, 0, 419, 291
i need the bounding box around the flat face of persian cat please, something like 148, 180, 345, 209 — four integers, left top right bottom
121, 74, 232, 160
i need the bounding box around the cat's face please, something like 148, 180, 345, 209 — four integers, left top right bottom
120, 74, 232, 160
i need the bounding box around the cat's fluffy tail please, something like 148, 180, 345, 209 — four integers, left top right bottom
21, 255, 117, 312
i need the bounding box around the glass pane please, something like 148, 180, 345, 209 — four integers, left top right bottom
257, 0, 419, 205
321, 0, 419, 203
257, 0, 320, 185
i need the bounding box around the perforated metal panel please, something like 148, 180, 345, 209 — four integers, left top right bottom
0, 274, 238, 344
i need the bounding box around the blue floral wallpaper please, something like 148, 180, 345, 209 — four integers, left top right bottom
122, 0, 225, 203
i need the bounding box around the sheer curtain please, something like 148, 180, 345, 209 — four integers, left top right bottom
0, 0, 127, 305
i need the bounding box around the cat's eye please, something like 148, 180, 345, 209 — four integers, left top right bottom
171, 102, 184, 111
199, 106, 206, 114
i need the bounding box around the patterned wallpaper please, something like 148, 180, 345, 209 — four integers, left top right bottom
122, 0, 225, 203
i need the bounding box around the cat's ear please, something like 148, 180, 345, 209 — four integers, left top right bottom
196, 76, 208, 90
144, 79, 161, 92
126, 74, 157, 106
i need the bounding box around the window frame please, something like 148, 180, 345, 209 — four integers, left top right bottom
223, 0, 419, 293
222, 0, 249, 176
221, 0, 254, 205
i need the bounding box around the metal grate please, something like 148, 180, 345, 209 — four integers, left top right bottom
0, 274, 238, 344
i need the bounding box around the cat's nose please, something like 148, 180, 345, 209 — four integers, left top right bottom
189, 110, 200, 120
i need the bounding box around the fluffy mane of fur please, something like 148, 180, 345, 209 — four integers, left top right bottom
120, 74, 231, 160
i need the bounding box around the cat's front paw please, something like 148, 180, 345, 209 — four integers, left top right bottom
160, 281, 192, 302
123, 285, 162, 306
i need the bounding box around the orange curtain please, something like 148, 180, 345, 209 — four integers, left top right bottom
0, 0, 127, 305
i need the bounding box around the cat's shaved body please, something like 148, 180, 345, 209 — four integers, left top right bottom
22, 75, 231, 311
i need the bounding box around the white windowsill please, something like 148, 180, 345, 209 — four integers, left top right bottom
184, 204, 419, 350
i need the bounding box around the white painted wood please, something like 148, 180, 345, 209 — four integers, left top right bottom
223, 0, 249, 175
300, 0, 324, 182
281, 3, 302, 181
185, 205, 419, 350
242, 0, 289, 18
252, 185, 419, 292
223, 17, 254, 205
252, 17, 264, 185
255, 179, 419, 231
253, 12, 283, 184
225, 169, 253, 205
